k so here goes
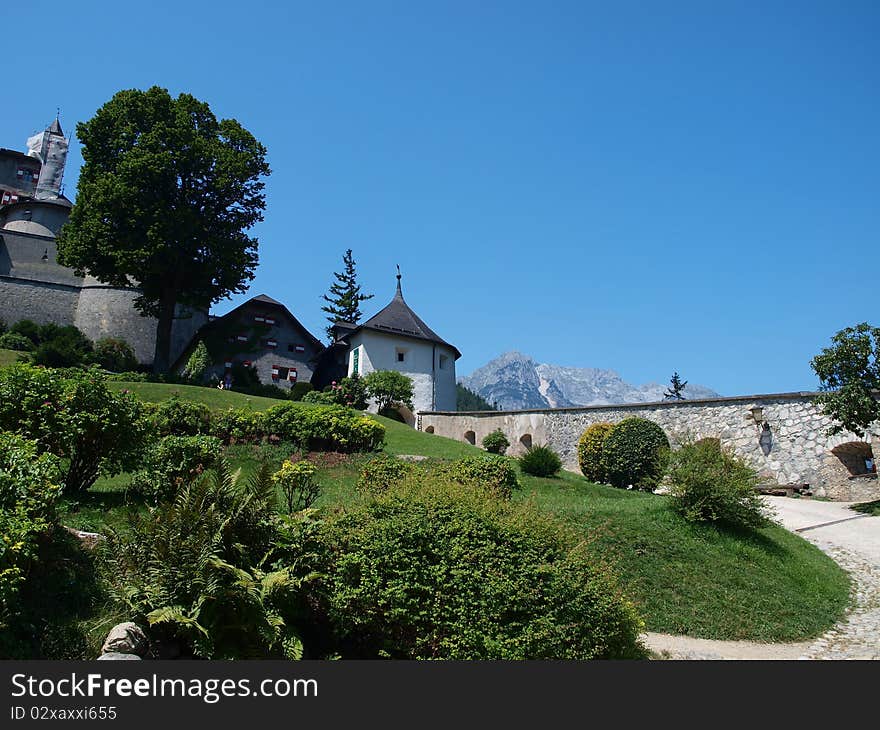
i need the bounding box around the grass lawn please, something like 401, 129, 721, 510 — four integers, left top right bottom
62, 380, 851, 643
0, 348, 27, 368
852, 499, 880, 516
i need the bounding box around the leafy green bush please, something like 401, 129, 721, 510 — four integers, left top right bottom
667, 439, 771, 529
357, 454, 414, 493
273, 460, 321, 512
482, 429, 510, 455
329, 374, 368, 410
212, 408, 264, 443
262, 404, 385, 453
130, 435, 224, 503
363, 370, 414, 412
519, 444, 562, 477
602, 417, 670, 491
106, 370, 149, 382
94, 337, 138, 372
31, 325, 94, 368
0, 364, 150, 493
289, 382, 314, 401
101, 461, 311, 659
577, 422, 614, 483
443, 454, 519, 498
310, 477, 646, 659
0, 433, 62, 639
0, 332, 34, 352
8, 320, 41, 345
301, 389, 336, 405
147, 396, 212, 436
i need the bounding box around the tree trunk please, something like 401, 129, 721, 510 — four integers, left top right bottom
153, 289, 177, 374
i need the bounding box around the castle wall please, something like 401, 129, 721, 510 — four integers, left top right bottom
0, 276, 79, 327
420, 393, 880, 502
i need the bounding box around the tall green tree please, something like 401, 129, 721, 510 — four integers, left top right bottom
321, 249, 373, 340
811, 322, 880, 437
56, 86, 270, 373
664, 372, 688, 400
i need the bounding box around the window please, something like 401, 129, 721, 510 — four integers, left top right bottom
288, 368, 297, 383
352, 348, 360, 375
396, 348, 408, 363
261, 338, 278, 349
439, 355, 449, 369
272, 365, 289, 382
288, 343, 305, 353
254, 315, 265, 323
235, 334, 248, 342
265, 317, 276, 326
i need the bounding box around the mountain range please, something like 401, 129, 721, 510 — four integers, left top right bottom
459, 351, 720, 411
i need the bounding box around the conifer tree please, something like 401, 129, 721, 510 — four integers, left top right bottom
664, 372, 688, 400
321, 249, 373, 340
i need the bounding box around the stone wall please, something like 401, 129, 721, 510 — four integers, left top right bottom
420, 392, 880, 502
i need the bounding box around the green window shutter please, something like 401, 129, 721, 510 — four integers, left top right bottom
352, 348, 359, 374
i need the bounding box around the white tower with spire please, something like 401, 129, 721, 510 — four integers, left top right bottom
26, 117, 69, 200
339, 269, 460, 423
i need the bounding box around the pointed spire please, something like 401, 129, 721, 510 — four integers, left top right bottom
48, 114, 63, 137
395, 264, 403, 298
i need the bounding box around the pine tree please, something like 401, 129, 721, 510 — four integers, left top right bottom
664, 372, 688, 400
321, 249, 374, 340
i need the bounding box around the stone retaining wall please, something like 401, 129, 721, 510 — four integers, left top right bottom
420, 392, 880, 502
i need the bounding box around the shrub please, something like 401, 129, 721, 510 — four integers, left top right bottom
0, 434, 63, 637
182, 340, 211, 383
0, 364, 150, 493
101, 461, 311, 659
519, 444, 562, 477
0, 316, 5, 335
8, 320, 41, 345
363, 370, 414, 413
444, 454, 519, 498
302, 389, 336, 405
329, 374, 368, 410
357, 454, 414, 492
0, 332, 34, 352
263, 404, 385, 453
667, 439, 771, 529
289, 382, 314, 401
577, 423, 614, 483
31, 325, 94, 368
130, 435, 224, 503
602, 417, 670, 491
148, 396, 212, 436
310, 478, 646, 659
482, 429, 510, 455
212, 408, 264, 443
106, 370, 149, 382
94, 337, 138, 372
274, 460, 321, 512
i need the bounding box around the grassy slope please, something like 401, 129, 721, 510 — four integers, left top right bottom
0, 348, 27, 368
73, 381, 850, 642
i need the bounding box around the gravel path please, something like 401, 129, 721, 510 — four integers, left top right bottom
643, 496, 880, 660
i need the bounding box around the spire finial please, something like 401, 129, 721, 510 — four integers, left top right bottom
396, 264, 402, 295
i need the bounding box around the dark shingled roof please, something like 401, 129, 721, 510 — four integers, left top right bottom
347, 276, 461, 359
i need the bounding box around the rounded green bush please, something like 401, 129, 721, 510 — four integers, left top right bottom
518, 444, 562, 477
577, 422, 613, 483
148, 396, 212, 437
444, 454, 519, 498
94, 337, 138, 373
482, 429, 510, 455
357, 454, 413, 492
602, 417, 670, 491
0, 332, 35, 352
310, 478, 646, 659
130, 434, 223, 503
667, 438, 770, 529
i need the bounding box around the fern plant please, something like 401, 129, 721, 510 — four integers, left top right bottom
100, 459, 317, 659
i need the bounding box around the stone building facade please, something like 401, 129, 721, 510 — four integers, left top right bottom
180, 294, 324, 390
420, 392, 880, 502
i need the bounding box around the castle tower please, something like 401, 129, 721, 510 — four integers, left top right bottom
26, 117, 69, 200
339, 269, 460, 422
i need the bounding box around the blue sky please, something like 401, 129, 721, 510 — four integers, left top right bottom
2, 1, 876, 395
